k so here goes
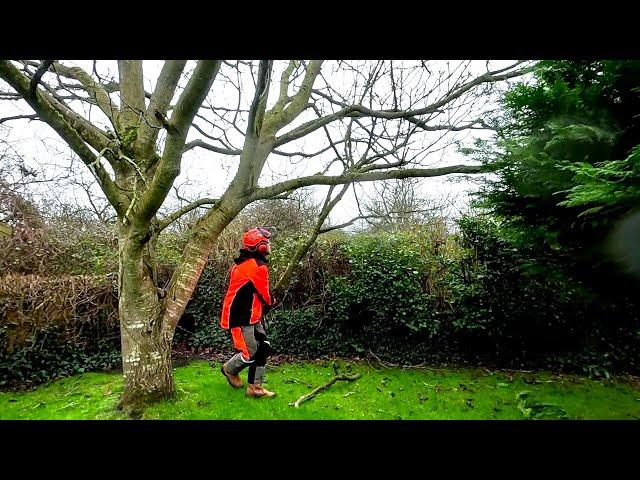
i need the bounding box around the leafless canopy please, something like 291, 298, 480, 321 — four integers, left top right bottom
0, 60, 531, 230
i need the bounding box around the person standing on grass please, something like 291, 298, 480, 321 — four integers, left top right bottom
219, 227, 276, 398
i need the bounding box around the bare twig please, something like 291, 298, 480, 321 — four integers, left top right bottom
289, 372, 362, 408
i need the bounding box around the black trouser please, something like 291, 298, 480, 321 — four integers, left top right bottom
225, 321, 273, 384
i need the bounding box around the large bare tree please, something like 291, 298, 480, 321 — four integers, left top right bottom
0, 59, 532, 414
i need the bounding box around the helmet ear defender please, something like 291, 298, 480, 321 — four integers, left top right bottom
242, 227, 273, 254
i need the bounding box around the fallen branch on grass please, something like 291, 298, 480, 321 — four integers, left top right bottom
289, 372, 362, 408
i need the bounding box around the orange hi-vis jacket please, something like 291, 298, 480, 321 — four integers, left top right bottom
220, 253, 272, 329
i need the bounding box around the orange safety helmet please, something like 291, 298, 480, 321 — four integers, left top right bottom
242, 227, 274, 254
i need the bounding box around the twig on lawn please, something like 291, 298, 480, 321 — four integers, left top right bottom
289, 365, 362, 408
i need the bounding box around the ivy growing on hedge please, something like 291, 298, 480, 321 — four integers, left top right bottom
3, 218, 640, 389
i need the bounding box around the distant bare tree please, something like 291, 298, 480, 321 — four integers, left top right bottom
361, 178, 452, 233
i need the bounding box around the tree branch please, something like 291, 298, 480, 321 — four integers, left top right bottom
182, 139, 242, 155
263, 60, 323, 137
183, 137, 346, 159
50, 61, 117, 122
271, 60, 297, 114
274, 182, 350, 297
246, 60, 273, 138
0, 114, 38, 124
156, 197, 219, 232
275, 62, 531, 147
319, 215, 380, 233
8, 62, 119, 165
136, 60, 221, 224
117, 60, 145, 130
29, 60, 54, 98
0, 60, 126, 215
289, 372, 362, 408
250, 165, 484, 201
139, 60, 187, 154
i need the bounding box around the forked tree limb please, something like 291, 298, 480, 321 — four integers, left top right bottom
289, 373, 362, 408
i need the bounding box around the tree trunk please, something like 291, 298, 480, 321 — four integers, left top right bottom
115, 143, 267, 415
116, 223, 171, 417
162, 196, 246, 334
274, 184, 349, 298
273, 230, 320, 298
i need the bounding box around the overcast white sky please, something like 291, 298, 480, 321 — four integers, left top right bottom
0, 60, 527, 228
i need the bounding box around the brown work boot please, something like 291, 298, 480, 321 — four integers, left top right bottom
246, 383, 276, 398
221, 364, 243, 389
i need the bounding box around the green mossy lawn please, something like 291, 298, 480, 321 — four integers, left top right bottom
1, 360, 639, 420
